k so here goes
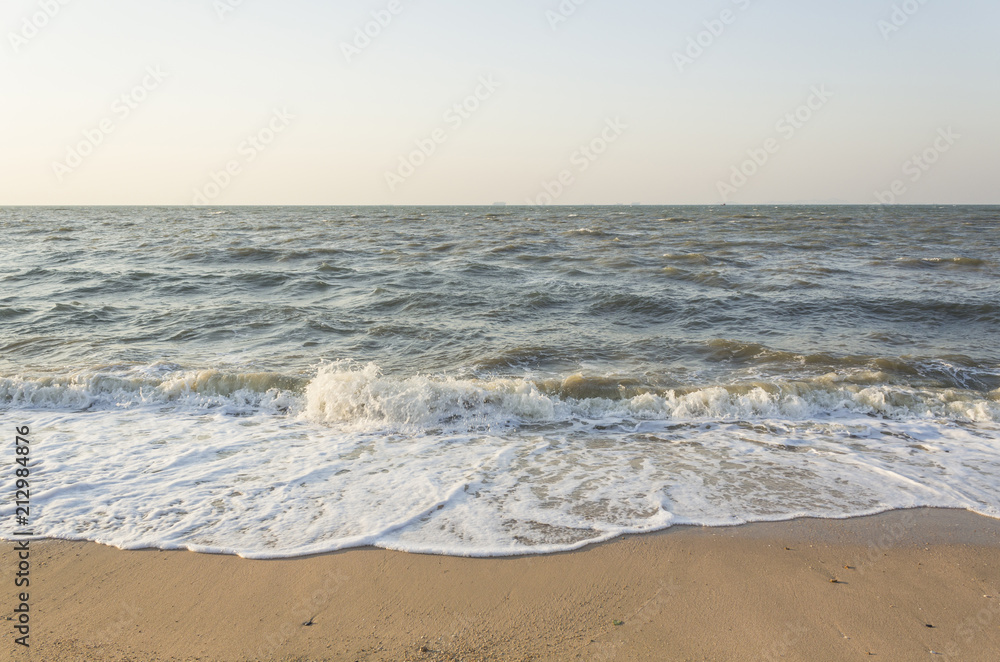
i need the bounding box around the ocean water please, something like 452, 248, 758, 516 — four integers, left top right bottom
1, 205, 998, 558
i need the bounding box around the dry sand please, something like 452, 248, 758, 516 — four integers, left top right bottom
3, 508, 999, 661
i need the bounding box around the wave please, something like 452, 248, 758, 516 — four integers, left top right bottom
880, 256, 993, 270
660, 267, 740, 289
0, 365, 302, 413
303, 362, 999, 432
702, 341, 1000, 390
4, 362, 998, 430
661, 252, 713, 265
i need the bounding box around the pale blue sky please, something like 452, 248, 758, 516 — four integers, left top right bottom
2, 0, 997, 204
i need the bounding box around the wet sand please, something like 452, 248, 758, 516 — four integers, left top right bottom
4, 508, 999, 661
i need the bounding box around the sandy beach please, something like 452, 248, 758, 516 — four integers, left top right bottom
2, 508, 997, 661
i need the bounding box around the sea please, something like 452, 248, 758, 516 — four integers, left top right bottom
1, 205, 998, 558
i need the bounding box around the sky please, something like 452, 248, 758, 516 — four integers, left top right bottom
1, 0, 998, 205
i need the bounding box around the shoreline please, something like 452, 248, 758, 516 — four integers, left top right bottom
8, 504, 999, 561
5, 508, 1000, 661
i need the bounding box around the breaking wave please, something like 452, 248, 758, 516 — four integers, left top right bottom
4, 361, 998, 430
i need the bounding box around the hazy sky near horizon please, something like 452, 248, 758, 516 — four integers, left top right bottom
2, 0, 998, 205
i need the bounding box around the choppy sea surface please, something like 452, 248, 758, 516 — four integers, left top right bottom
1, 205, 998, 558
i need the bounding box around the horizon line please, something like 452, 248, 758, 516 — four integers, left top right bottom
3, 203, 998, 208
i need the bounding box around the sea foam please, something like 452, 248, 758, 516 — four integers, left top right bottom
2, 361, 998, 558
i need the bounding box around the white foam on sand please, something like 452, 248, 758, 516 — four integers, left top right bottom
2, 361, 999, 558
